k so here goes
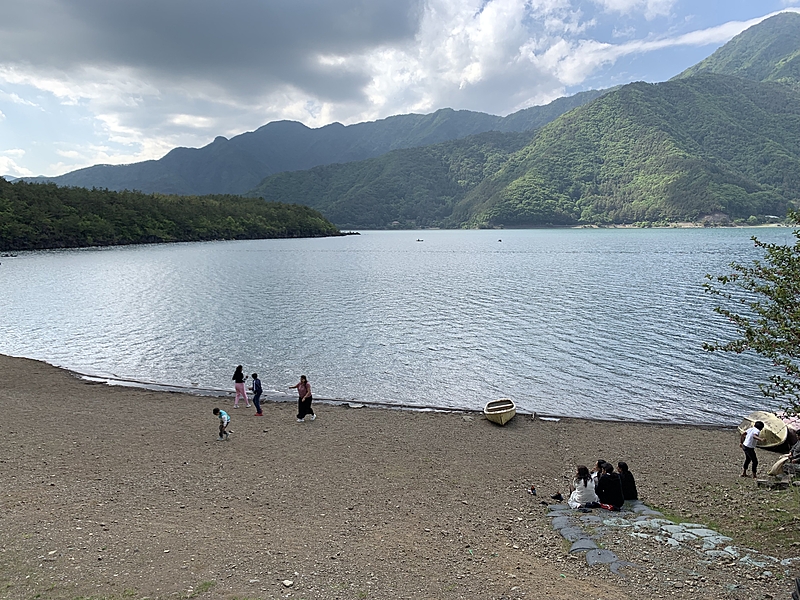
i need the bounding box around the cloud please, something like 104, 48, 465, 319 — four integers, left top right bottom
0, 89, 40, 108
0, 1, 796, 176
0, 0, 420, 105
593, 0, 676, 20
0, 153, 33, 177
524, 8, 800, 86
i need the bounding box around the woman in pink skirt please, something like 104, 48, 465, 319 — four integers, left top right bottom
232, 365, 250, 408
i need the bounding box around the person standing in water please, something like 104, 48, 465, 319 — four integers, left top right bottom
290, 375, 315, 422
232, 365, 250, 409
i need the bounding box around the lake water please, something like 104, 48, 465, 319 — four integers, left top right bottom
0, 227, 793, 425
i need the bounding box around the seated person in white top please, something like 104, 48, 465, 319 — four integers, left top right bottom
568, 465, 599, 509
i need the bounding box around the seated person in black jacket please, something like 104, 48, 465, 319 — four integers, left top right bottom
595, 462, 624, 509
617, 461, 638, 501
790, 440, 800, 464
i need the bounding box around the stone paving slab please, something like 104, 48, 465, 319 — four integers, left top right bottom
551, 516, 573, 530
569, 538, 598, 553
586, 549, 618, 565
543, 499, 797, 576
560, 526, 589, 542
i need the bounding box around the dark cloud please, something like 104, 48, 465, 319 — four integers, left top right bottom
0, 0, 422, 102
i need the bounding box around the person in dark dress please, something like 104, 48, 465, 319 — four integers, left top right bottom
595, 462, 624, 510
290, 375, 315, 422
617, 461, 638, 501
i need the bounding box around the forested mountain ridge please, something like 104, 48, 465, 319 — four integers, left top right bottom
251, 73, 800, 228
250, 131, 536, 228
676, 11, 800, 88
458, 74, 800, 227
0, 178, 341, 251
20, 89, 607, 196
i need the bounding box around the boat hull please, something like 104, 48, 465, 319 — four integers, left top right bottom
484, 398, 516, 426
737, 411, 788, 449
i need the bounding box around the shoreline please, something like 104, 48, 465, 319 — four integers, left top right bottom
33, 353, 742, 429
0, 222, 792, 254
1, 352, 797, 600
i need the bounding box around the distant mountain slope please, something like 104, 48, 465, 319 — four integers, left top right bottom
24, 90, 607, 196
250, 131, 536, 228
676, 11, 800, 88
251, 74, 800, 228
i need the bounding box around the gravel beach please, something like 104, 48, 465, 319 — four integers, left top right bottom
1, 354, 797, 600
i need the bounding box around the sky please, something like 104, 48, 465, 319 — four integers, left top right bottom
1, 0, 799, 178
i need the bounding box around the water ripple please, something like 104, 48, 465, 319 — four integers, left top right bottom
0, 228, 794, 424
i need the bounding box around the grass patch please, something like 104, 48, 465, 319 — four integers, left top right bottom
186, 581, 216, 598
654, 478, 800, 557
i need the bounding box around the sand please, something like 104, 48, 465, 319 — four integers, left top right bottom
1, 354, 797, 600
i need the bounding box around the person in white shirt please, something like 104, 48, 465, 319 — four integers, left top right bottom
740, 420, 764, 479
568, 465, 599, 509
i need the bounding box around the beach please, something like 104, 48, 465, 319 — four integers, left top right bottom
1, 354, 797, 600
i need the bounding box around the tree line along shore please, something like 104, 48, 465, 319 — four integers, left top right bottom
0, 178, 343, 251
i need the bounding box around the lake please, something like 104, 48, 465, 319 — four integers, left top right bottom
0, 227, 793, 425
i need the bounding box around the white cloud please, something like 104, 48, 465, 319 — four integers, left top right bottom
523, 8, 800, 86
593, 0, 676, 20
0, 154, 33, 177
0, 89, 40, 108
1, 1, 798, 176
356, 0, 590, 117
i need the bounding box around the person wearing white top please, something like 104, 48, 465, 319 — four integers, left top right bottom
740, 420, 764, 479
568, 465, 599, 509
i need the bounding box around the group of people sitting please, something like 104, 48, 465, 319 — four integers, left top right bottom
567, 460, 638, 511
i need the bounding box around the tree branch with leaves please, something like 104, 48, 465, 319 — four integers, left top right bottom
703, 210, 800, 412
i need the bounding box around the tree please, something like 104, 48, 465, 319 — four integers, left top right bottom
703, 210, 800, 411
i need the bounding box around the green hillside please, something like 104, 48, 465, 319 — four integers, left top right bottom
0, 179, 341, 251
24, 91, 607, 197
463, 74, 800, 227
251, 74, 800, 228
251, 132, 535, 229
677, 11, 800, 88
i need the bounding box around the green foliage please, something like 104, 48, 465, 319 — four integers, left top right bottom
465, 74, 799, 228
250, 74, 800, 229
703, 210, 800, 410
251, 131, 535, 229
676, 11, 800, 89
29, 95, 604, 197
0, 179, 341, 251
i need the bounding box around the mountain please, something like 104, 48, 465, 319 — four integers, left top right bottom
247, 12, 800, 228
18, 11, 800, 232
459, 74, 799, 227
676, 11, 800, 88
249, 131, 536, 228
250, 74, 800, 228
24, 90, 607, 195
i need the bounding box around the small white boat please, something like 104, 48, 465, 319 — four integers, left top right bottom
484, 398, 516, 426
